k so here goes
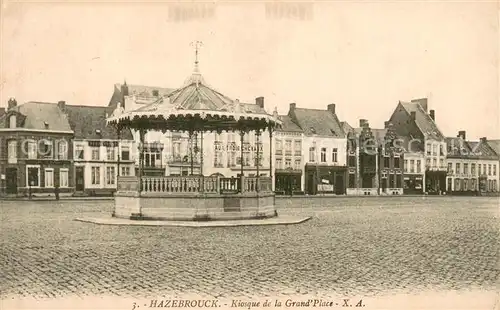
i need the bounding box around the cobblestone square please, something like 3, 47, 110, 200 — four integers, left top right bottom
1, 197, 499, 300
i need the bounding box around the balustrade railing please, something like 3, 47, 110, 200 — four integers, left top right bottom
122, 175, 273, 195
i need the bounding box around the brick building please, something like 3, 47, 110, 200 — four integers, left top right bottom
0, 99, 74, 197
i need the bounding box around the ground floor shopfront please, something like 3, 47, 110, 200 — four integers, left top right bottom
304, 164, 347, 195
0, 161, 74, 197
403, 174, 424, 195
274, 169, 303, 195
446, 175, 498, 196
425, 170, 447, 195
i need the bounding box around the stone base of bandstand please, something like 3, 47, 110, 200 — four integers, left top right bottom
112, 192, 278, 221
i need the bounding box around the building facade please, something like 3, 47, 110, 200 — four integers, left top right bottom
446, 132, 498, 195
388, 98, 447, 194
345, 120, 404, 195
61, 102, 136, 196
0, 99, 74, 197
284, 103, 347, 195
273, 115, 304, 195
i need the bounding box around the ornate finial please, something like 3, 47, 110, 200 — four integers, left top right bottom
273, 106, 278, 118
123, 79, 127, 86
190, 40, 203, 72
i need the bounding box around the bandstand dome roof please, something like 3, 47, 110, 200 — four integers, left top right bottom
107, 62, 281, 132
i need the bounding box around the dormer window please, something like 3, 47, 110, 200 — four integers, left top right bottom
330, 129, 336, 135
44, 122, 49, 129
9, 115, 16, 128
310, 127, 316, 134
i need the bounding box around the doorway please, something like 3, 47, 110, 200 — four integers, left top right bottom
334, 173, 344, 195
75, 166, 84, 192
6, 168, 17, 194
307, 173, 315, 195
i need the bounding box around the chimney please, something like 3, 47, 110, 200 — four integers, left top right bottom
410, 111, 416, 120
384, 121, 390, 129
58, 100, 66, 110
152, 89, 159, 97
327, 103, 336, 114
411, 98, 428, 112
289, 103, 296, 111
7, 98, 17, 110
255, 97, 264, 109
480, 137, 487, 142
359, 119, 369, 128
458, 130, 466, 140
429, 109, 435, 121
0, 108, 5, 117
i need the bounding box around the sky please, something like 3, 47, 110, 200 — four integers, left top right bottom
1, 1, 498, 140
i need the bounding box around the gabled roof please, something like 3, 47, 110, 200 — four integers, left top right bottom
486, 140, 500, 157
354, 128, 388, 143
400, 101, 444, 140
63, 105, 134, 140
341, 121, 354, 135
277, 115, 302, 133
108, 82, 175, 111
291, 108, 345, 138
0, 102, 73, 132
446, 136, 498, 159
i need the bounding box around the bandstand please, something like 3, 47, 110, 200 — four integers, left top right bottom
106, 74, 281, 222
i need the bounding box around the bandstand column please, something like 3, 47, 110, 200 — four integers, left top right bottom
117, 126, 121, 177
240, 129, 245, 192
256, 129, 261, 192
269, 127, 273, 179
200, 130, 204, 192
138, 129, 145, 193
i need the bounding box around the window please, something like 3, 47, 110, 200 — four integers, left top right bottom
276, 139, 282, 151
91, 167, 100, 185
58, 141, 68, 160
91, 147, 100, 160
478, 164, 482, 175
426, 158, 430, 167
214, 151, 223, 167
410, 160, 415, 173
243, 153, 251, 166
404, 160, 408, 172
396, 175, 402, 188
439, 158, 444, 168
106, 147, 115, 161
121, 167, 131, 176
488, 164, 492, 176
432, 158, 437, 167
106, 167, 116, 185
348, 156, 356, 167
276, 159, 283, 169
471, 163, 476, 175
332, 148, 338, 162
320, 148, 326, 162
9, 115, 16, 128
285, 158, 292, 168
454, 178, 461, 191
309, 147, 316, 162
294, 159, 301, 170
44, 168, 54, 187
121, 145, 130, 160
426, 143, 431, 155
456, 163, 460, 174
27, 165, 40, 187
394, 157, 400, 169
27, 140, 37, 159
448, 163, 452, 173
416, 160, 421, 173
294, 140, 301, 154
41, 140, 53, 158
432, 144, 437, 156
494, 165, 497, 176
439, 145, 444, 156
8, 140, 17, 164
75, 145, 84, 160
228, 151, 236, 167
145, 150, 161, 167
60, 169, 69, 187
348, 174, 355, 188
285, 140, 292, 153
384, 157, 390, 168
463, 163, 468, 175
